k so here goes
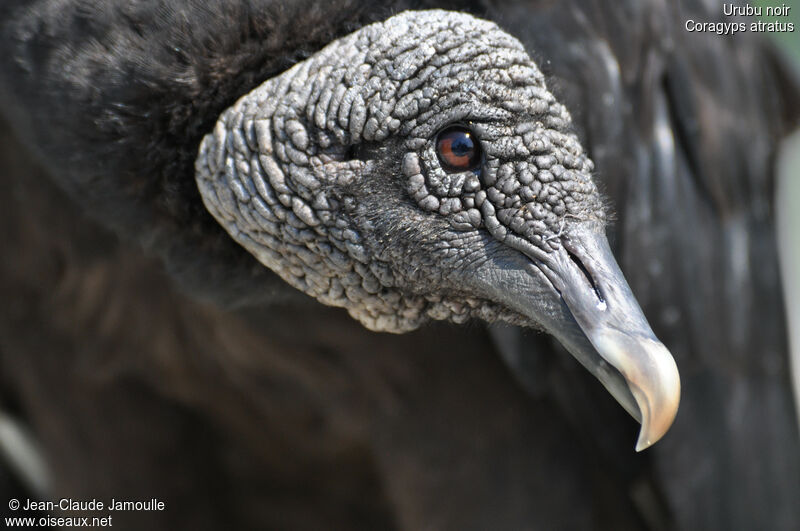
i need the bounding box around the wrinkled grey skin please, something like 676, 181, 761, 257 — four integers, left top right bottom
195, 10, 602, 333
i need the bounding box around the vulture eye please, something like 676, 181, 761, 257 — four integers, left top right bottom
436, 126, 482, 173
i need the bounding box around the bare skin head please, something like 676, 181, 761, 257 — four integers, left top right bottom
195, 10, 680, 450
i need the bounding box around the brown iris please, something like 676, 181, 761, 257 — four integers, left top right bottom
436, 126, 482, 173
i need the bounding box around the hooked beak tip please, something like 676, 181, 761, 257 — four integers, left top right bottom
592, 331, 681, 452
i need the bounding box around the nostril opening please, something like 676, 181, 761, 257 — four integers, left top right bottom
566, 249, 605, 305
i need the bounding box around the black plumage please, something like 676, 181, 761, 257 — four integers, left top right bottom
0, 1, 798, 529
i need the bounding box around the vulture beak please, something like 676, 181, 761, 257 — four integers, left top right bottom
475, 223, 681, 450
546, 224, 681, 451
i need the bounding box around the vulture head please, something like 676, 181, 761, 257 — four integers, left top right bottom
195, 10, 680, 451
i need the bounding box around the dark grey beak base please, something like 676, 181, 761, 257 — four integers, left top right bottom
470, 223, 680, 451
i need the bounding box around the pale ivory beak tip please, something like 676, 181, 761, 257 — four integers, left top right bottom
632, 343, 681, 452
635, 433, 654, 453
594, 332, 681, 452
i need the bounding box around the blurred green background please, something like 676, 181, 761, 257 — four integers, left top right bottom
754, 0, 800, 424
754, 0, 800, 61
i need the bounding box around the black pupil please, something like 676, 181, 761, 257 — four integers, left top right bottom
436, 126, 481, 173
451, 135, 473, 157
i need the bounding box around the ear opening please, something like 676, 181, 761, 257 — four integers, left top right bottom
344, 141, 382, 162
345, 144, 361, 161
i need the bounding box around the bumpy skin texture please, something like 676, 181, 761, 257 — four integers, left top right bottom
196, 10, 603, 332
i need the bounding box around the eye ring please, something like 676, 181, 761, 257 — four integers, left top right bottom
435, 125, 482, 173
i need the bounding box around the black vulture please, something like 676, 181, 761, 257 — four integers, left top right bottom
0, 1, 798, 529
